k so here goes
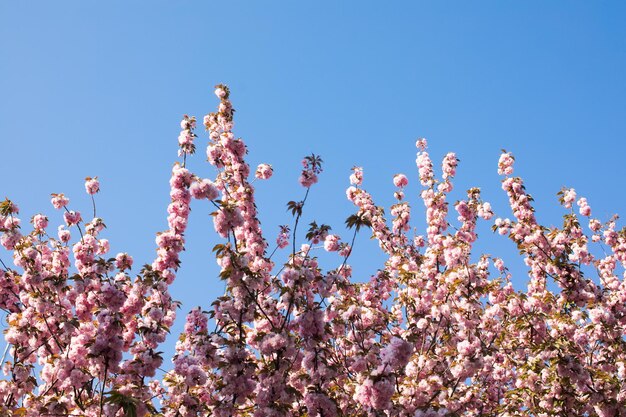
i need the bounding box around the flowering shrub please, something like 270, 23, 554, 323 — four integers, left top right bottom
1, 85, 625, 417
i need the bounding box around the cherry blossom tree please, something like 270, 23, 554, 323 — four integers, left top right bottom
1, 85, 625, 417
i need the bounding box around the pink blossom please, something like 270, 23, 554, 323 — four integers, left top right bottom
97, 238, 110, 255
305, 393, 337, 417
355, 377, 394, 410
31, 214, 48, 230
416, 137, 428, 151
393, 173, 408, 188
589, 218, 602, 233
255, 163, 273, 180
563, 188, 576, 208
478, 202, 493, 220
57, 225, 71, 242
63, 210, 82, 226
299, 171, 318, 188
350, 166, 363, 186
380, 337, 412, 370
115, 252, 133, 270
84, 176, 100, 195
338, 244, 351, 257
3, 84, 625, 417
190, 178, 219, 200
441, 152, 458, 180
215, 86, 227, 98
497, 151, 514, 176
416, 151, 434, 186
324, 234, 340, 252
299, 154, 323, 188
0, 230, 20, 250
577, 197, 591, 216
276, 225, 290, 249
494, 258, 505, 272
213, 206, 244, 238
51, 193, 69, 209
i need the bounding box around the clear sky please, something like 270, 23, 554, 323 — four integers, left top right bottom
1, 1, 626, 360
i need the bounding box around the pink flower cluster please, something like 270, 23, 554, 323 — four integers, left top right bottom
51, 193, 69, 209
578, 196, 591, 216
190, 177, 219, 201
497, 151, 514, 175
1, 85, 625, 417
255, 163, 273, 180
84, 176, 100, 195
178, 114, 197, 157
299, 154, 323, 188
276, 225, 290, 249
350, 166, 363, 186
393, 173, 408, 188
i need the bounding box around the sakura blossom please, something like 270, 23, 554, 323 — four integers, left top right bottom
497, 151, 514, 176
31, 213, 48, 230
84, 176, 100, 195
0, 85, 624, 417
393, 173, 409, 188
50, 193, 69, 209
350, 166, 363, 186
255, 163, 273, 180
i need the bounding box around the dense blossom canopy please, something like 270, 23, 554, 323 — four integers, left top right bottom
0, 86, 625, 416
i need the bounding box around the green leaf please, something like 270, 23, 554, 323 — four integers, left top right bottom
345, 213, 371, 231
0, 198, 15, 216
287, 200, 303, 217
105, 390, 139, 417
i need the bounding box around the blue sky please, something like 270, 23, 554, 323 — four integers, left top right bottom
1, 1, 626, 359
